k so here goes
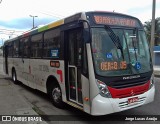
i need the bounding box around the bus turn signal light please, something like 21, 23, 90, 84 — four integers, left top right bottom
84, 97, 89, 101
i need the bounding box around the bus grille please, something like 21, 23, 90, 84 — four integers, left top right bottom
119, 97, 146, 109
111, 79, 149, 89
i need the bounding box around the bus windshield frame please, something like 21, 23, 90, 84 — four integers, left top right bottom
91, 26, 152, 77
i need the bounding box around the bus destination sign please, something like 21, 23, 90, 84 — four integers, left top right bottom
94, 15, 138, 27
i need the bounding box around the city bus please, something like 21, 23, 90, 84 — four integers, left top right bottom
3, 11, 155, 115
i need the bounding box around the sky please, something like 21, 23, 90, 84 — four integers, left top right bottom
0, 0, 160, 45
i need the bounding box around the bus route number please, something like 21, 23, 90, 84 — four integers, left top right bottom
100, 61, 127, 71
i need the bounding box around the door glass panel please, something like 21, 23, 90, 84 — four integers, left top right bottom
69, 67, 76, 100
69, 31, 76, 65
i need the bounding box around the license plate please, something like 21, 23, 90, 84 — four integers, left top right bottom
128, 97, 139, 104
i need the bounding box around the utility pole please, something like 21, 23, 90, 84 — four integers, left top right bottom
150, 0, 156, 65
30, 15, 38, 29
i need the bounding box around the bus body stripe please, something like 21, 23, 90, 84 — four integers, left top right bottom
38, 19, 64, 32
108, 81, 150, 98
57, 70, 63, 83
38, 25, 49, 32
49, 19, 64, 29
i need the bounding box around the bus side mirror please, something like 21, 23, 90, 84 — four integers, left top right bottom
78, 18, 84, 24
78, 18, 90, 28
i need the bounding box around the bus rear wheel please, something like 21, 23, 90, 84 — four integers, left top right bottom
49, 84, 65, 108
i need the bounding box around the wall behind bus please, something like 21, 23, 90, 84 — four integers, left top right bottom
154, 52, 160, 66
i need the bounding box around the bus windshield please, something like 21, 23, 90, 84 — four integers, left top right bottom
91, 27, 152, 76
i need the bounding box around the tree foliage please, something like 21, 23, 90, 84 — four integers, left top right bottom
144, 17, 160, 46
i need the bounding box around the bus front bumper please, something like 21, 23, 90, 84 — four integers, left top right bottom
91, 85, 155, 115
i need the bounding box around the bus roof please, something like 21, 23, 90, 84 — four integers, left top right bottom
4, 11, 143, 44
23, 11, 142, 35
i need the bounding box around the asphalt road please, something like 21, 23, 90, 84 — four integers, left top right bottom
0, 56, 160, 124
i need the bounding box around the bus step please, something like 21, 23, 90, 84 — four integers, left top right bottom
66, 101, 83, 111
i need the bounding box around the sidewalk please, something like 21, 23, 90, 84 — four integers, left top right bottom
0, 74, 48, 124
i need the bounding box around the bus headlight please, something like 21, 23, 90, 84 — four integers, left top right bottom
96, 80, 112, 98
149, 74, 154, 89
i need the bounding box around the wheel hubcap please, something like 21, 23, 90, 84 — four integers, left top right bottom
52, 87, 61, 103
13, 72, 16, 81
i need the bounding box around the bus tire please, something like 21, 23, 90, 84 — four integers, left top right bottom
49, 84, 65, 109
12, 69, 18, 84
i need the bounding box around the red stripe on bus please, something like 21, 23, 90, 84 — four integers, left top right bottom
107, 81, 150, 98
56, 70, 63, 83
23, 32, 30, 37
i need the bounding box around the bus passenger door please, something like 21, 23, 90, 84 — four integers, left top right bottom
66, 28, 83, 105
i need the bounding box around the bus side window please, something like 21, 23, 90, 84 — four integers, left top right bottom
24, 38, 29, 58
31, 34, 43, 58
8, 42, 13, 57
13, 40, 19, 57
43, 29, 60, 58
19, 39, 23, 57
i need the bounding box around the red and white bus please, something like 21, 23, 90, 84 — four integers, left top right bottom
3, 11, 155, 115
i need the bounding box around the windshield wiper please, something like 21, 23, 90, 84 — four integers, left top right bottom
104, 25, 124, 60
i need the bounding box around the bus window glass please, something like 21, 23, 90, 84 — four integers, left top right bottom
43, 29, 60, 58
31, 34, 43, 58
13, 40, 19, 57
8, 42, 13, 57
19, 39, 23, 57
19, 38, 29, 57
23, 38, 29, 58
137, 31, 151, 71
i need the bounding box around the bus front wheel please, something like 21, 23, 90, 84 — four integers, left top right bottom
49, 84, 65, 108
12, 69, 17, 84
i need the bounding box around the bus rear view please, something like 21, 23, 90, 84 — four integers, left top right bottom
85, 12, 155, 115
